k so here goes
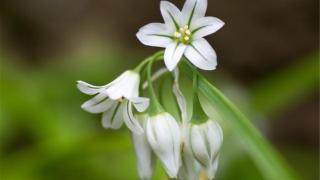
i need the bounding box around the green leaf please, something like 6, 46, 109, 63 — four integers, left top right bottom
180, 61, 299, 180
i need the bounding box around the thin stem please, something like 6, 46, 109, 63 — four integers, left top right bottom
134, 51, 164, 72
147, 59, 164, 116
138, 51, 164, 95
191, 65, 208, 124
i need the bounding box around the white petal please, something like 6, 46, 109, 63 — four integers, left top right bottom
101, 102, 124, 129
172, 68, 188, 123
77, 81, 105, 95
207, 155, 220, 179
189, 125, 210, 167
132, 117, 155, 180
182, 0, 207, 25
206, 121, 223, 159
164, 42, 187, 71
178, 144, 201, 180
160, 1, 182, 31
107, 71, 140, 100
136, 23, 173, 48
192, 17, 225, 39
123, 101, 144, 134
81, 93, 114, 113
184, 38, 217, 70
130, 97, 150, 112
77, 71, 127, 96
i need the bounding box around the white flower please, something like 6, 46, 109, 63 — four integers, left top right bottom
178, 126, 201, 180
178, 145, 201, 180
188, 120, 223, 179
77, 70, 149, 134
137, 0, 224, 71
145, 112, 181, 178
132, 114, 155, 180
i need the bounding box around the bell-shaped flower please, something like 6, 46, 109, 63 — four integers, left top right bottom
178, 146, 201, 180
131, 114, 155, 180
137, 0, 224, 71
188, 120, 223, 179
145, 112, 181, 178
178, 128, 201, 180
77, 70, 149, 134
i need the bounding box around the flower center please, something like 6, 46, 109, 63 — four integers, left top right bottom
174, 25, 192, 44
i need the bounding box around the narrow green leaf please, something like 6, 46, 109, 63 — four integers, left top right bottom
180, 62, 299, 180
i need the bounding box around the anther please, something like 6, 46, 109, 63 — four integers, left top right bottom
174, 32, 182, 38
185, 29, 191, 35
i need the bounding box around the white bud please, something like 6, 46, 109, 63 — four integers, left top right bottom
178, 141, 201, 180
207, 155, 220, 179
188, 120, 223, 177
146, 112, 181, 178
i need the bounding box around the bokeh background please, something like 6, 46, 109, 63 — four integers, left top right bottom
0, 0, 318, 179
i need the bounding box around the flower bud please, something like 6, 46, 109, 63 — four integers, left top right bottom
188, 120, 223, 178
178, 143, 201, 180
145, 112, 181, 178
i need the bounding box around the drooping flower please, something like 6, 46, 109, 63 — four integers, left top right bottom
77, 70, 149, 134
145, 112, 181, 178
137, 0, 224, 71
179, 124, 201, 180
179, 144, 201, 180
188, 120, 223, 179
131, 114, 155, 180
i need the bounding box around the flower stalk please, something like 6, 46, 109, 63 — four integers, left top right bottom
146, 57, 165, 116
191, 66, 208, 124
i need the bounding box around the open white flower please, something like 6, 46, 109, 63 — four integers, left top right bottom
132, 114, 155, 180
137, 0, 224, 71
77, 70, 149, 134
145, 112, 181, 178
188, 120, 223, 179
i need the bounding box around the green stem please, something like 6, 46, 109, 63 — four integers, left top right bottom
134, 51, 164, 72
147, 59, 164, 116
138, 51, 164, 96
191, 65, 208, 124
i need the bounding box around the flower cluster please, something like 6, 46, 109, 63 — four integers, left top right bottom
77, 0, 224, 179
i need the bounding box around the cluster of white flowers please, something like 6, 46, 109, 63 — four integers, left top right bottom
77, 0, 224, 179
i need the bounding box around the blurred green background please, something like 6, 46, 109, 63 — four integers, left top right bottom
0, 0, 318, 179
